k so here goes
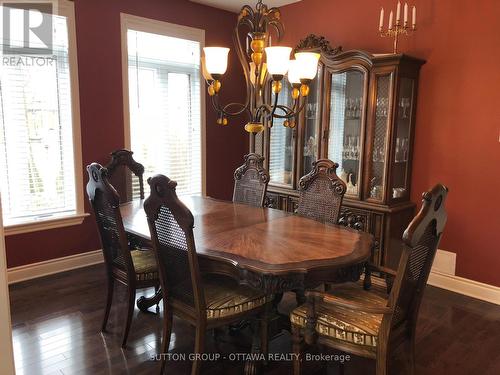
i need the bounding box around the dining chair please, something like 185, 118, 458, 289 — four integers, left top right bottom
86, 163, 159, 348
144, 174, 271, 375
233, 153, 270, 207
290, 184, 449, 375
296, 159, 347, 225
105, 149, 146, 200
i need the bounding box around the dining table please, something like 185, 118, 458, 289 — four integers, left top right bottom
119, 195, 374, 373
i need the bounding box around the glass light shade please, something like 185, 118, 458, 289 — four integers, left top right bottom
287, 59, 301, 84
265, 46, 292, 76
294, 52, 320, 80
203, 47, 230, 75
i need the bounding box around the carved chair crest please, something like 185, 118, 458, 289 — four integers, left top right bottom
297, 159, 347, 225
403, 183, 448, 247
234, 153, 270, 184
298, 159, 346, 195
233, 153, 270, 207
105, 149, 146, 199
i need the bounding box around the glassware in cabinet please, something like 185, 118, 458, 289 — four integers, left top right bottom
390, 77, 415, 201
327, 69, 366, 198
368, 74, 392, 202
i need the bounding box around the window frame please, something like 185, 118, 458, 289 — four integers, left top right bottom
120, 13, 206, 197
3, 0, 86, 236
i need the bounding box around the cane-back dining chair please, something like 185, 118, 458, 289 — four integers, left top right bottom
290, 184, 449, 375
144, 174, 271, 375
233, 153, 270, 207
86, 163, 159, 348
105, 149, 146, 201
296, 159, 347, 225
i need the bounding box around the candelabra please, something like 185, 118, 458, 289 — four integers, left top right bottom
379, 2, 417, 54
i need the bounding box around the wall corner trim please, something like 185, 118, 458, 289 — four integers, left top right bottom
7, 250, 103, 285
428, 270, 500, 306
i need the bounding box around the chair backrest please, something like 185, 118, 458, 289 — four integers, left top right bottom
387, 184, 448, 331
297, 159, 347, 224
144, 174, 205, 316
105, 149, 145, 200
86, 163, 135, 279
233, 153, 270, 207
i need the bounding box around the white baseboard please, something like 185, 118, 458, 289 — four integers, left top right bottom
7, 250, 103, 284
428, 249, 500, 305
431, 249, 456, 275
428, 270, 500, 305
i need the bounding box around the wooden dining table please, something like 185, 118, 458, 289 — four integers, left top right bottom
120, 195, 373, 373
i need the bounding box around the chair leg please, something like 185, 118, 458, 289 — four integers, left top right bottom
292, 325, 304, 375
101, 277, 114, 332
121, 286, 136, 348
339, 362, 345, 375
155, 285, 160, 313
159, 308, 173, 375
191, 325, 206, 375
375, 345, 389, 375
408, 338, 416, 375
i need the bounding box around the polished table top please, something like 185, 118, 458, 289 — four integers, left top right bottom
120, 196, 373, 275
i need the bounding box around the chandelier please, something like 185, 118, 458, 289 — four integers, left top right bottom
202, 0, 320, 133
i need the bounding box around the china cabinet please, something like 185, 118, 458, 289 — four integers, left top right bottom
251, 35, 425, 271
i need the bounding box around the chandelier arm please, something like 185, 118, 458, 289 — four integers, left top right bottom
211, 94, 251, 118
271, 99, 307, 119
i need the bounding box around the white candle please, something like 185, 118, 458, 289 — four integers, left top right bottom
404, 3, 408, 26
412, 6, 416, 27
379, 7, 384, 29
389, 10, 393, 30
396, 1, 401, 23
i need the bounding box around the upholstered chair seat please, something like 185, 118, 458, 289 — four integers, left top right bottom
291, 283, 388, 349
112, 249, 159, 282
203, 275, 269, 319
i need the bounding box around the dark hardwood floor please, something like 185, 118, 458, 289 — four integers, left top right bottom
8, 264, 500, 374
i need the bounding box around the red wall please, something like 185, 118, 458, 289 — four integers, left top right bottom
280, 0, 500, 286
5, 0, 248, 268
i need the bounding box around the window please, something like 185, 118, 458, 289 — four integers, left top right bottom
121, 14, 205, 198
0, 1, 84, 234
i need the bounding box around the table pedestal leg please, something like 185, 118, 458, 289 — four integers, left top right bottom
137, 288, 163, 312
244, 320, 263, 375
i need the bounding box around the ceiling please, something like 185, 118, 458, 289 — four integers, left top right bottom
190, 0, 301, 13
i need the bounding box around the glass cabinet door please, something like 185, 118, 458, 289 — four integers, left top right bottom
301, 64, 323, 177
268, 83, 294, 187
327, 69, 366, 198
390, 77, 414, 201
368, 74, 392, 201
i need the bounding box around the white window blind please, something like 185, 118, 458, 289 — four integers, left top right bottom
328, 73, 347, 172
269, 83, 293, 185
127, 29, 201, 198
0, 12, 77, 226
